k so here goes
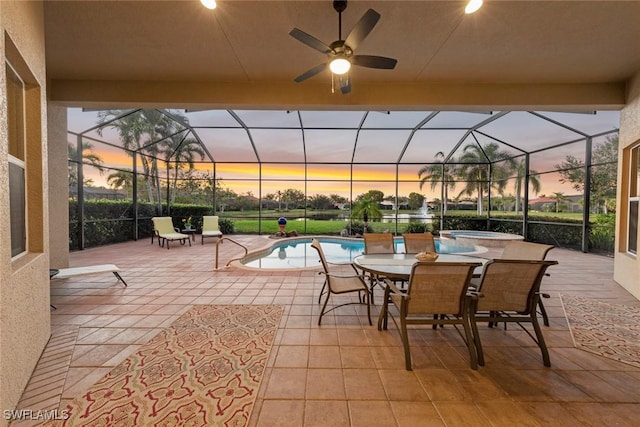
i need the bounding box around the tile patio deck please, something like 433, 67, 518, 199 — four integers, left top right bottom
11, 235, 640, 426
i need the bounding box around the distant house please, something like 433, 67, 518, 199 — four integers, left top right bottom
69, 186, 127, 200
528, 195, 582, 212
528, 196, 555, 211
333, 202, 351, 210
260, 198, 279, 209
379, 200, 409, 210
455, 200, 476, 210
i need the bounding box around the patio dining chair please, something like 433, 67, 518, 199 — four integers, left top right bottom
201, 215, 223, 244
363, 232, 397, 298
151, 217, 192, 249
403, 231, 447, 328
402, 232, 436, 254
500, 241, 555, 326
310, 238, 371, 326
468, 259, 558, 367
364, 232, 395, 254
377, 261, 481, 370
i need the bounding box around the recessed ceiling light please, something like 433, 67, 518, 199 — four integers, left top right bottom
465, 0, 483, 14
201, 0, 217, 10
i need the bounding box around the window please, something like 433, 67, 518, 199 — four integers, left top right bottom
7, 62, 27, 257
628, 146, 640, 255
4, 34, 43, 258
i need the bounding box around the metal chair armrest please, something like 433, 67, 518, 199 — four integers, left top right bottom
326, 260, 362, 274
327, 260, 354, 266
382, 278, 404, 295
322, 272, 368, 280
466, 290, 483, 300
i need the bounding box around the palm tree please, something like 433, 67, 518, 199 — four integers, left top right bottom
498, 194, 516, 211
96, 109, 196, 209
161, 132, 205, 204
107, 170, 134, 198
513, 160, 541, 213
68, 141, 104, 187
97, 110, 162, 204
418, 152, 456, 214
351, 196, 382, 230
454, 143, 515, 215
551, 192, 568, 213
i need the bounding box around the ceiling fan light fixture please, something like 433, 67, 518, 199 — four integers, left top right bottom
330, 57, 351, 75
465, 0, 483, 14
200, 0, 217, 10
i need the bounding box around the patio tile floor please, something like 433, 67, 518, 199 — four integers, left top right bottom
11, 235, 640, 426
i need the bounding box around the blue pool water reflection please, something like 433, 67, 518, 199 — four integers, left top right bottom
242, 237, 480, 269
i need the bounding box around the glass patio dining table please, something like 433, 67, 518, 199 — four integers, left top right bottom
352, 253, 488, 281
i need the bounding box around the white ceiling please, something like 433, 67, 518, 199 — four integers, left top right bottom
44, 0, 640, 110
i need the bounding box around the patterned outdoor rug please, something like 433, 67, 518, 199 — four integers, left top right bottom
560, 294, 640, 368
47, 304, 283, 427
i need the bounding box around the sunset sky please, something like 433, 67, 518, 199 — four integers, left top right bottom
68, 108, 620, 200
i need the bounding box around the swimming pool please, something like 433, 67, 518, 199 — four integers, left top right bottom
240, 237, 486, 269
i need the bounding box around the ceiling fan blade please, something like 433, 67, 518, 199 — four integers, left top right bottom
294, 63, 328, 83
344, 9, 380, 51
289, 28, 332, 54
352, 55, 397, 69
339, 74, 352, 95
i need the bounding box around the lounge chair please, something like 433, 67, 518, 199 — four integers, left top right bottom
151, 217, 192, 249
201, 215, 223, 244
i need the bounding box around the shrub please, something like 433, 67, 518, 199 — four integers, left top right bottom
403, 223, 432, 233
527, 219, 583, 250
346, 221, 371, 236
219, 218, 235, 234
589, 214, 615, 254
440, 216, 487, 232
589, 226, 615, 254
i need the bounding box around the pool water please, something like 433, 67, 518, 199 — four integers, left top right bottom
242, 237, 479, 269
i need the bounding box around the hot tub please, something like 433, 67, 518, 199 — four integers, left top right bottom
439, 230, 524, 248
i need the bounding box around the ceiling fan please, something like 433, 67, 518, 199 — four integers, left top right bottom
289, 0, 397, 94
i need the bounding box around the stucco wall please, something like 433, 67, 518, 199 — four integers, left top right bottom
0, 1, 50, 423
615, 71, 640, 300
47, 105, 68, 269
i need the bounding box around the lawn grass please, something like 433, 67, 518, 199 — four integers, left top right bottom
232, 219, 397, 234
221, 208, 585, 221
225, 209, 587, 235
